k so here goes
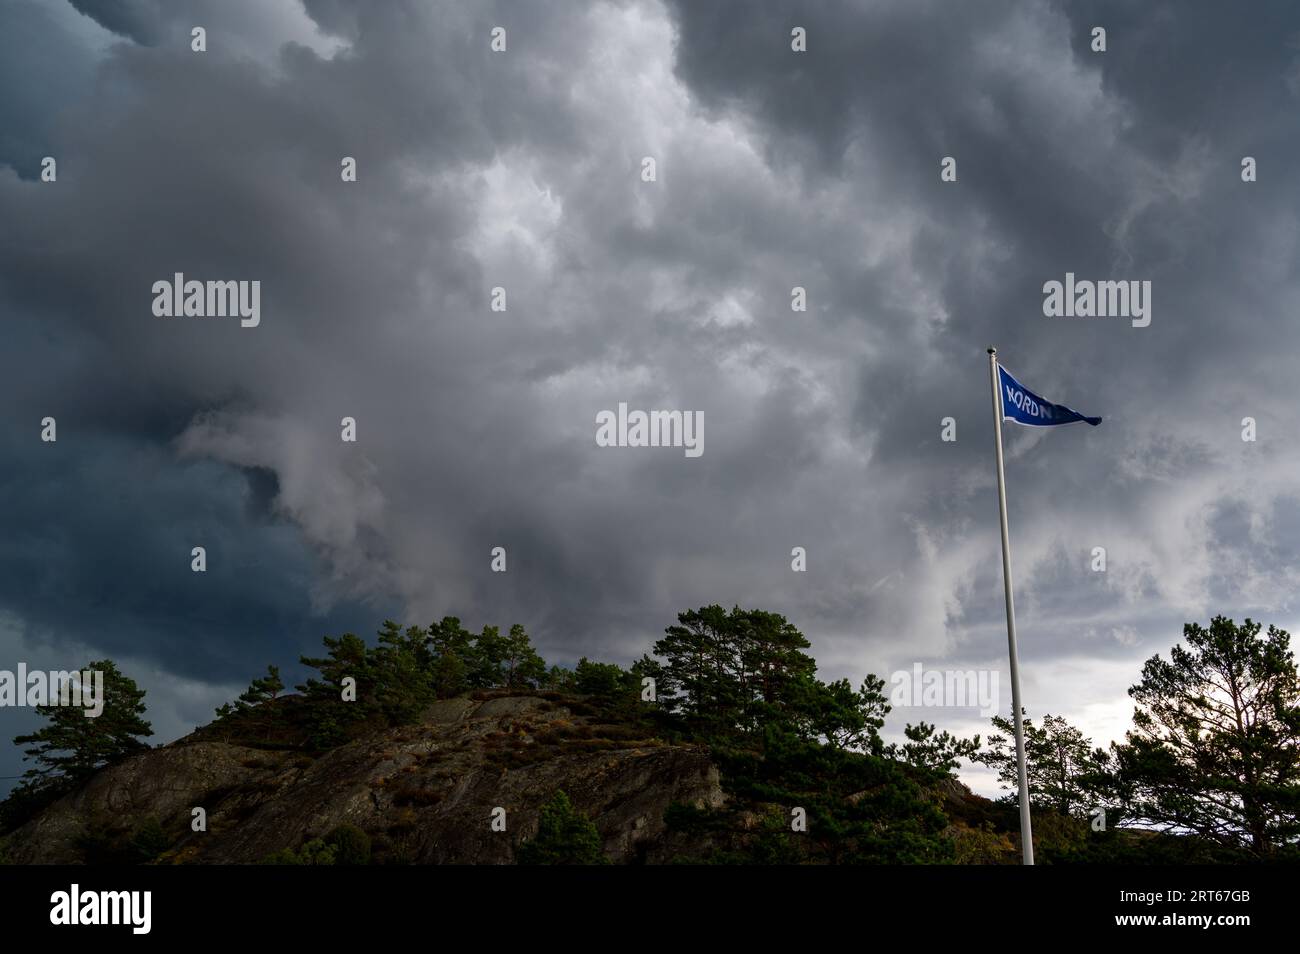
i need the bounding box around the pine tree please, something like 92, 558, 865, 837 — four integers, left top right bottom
516, 791, 607, 865
428, 616, 474, 697
1111, 616, 1300, 856
573, 658, 634, 698
652, 605, 823, 739
12, 659, 152, 789
652, 604, 738, 731
298, 632, 371, 701
884, 722, 980, 780
807, 676, 890, 754
431, 651, 469, 699
979, 711, 1109, 817
502, 624, 547, 689
215, 664, 287, 742
732, 607, 818, 729
216, 664, 284, 719
240, 664, 284, 706
467, 625, 508, 688
297, 632, 373, 747
371, 621, 436, 723
541, 664, 576, 692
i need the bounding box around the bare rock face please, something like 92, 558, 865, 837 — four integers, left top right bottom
2, 693, 725, 865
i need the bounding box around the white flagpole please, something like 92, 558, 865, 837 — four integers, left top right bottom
987, 347, 1035, 865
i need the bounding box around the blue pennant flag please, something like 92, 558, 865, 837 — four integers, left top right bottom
998, 365, 1101, 427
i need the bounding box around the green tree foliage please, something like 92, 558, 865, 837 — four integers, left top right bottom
262, 839, 338, 865
686, 723, 955, 864
733, 608, 819, 729
652, 605, 882, 746
129, 818, 171, 862
12, 660, 152, 790
293, 618, 556, 748
261, 826, 371, 865
628, 653, 663, 696
297, 632, 374, 748
295, 622, 438, 746
214, 664, 286, 742
299, 632, 371, 705
238, 664, 284, 708
467, 625, 508, 688
650, 606, 900, 762
371, 621, 438, 723
541, 664, 577, 692
428, 619, 546, 692
501, 624, 547, 689
75, 817, 173, 865
652, 604, 732, 725
978, 711, 1109, 817
1110, 617, 1300, 857
806, 676, 890, 755
574, 657, 636, 699
428, 616, 474, 698
324, 823, 372, 865
515, 791, 607, 865
884, 721, 981, 781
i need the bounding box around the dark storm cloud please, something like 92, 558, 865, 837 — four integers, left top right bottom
652, 0, 1300, 765
67, 0, 164, 45
0, 1, 101, 174
2, 0, 1299, 796
0, 428, 379, 674
661, 0, 1300, 604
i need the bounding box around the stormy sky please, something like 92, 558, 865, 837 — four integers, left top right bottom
3, 0, 1299, 799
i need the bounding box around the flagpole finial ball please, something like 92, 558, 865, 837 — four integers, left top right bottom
987, 346, 997, 355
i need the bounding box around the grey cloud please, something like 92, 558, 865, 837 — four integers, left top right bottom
67, 0, 165, 45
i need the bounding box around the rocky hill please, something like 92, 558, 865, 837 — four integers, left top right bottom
3, 691, 732, 864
